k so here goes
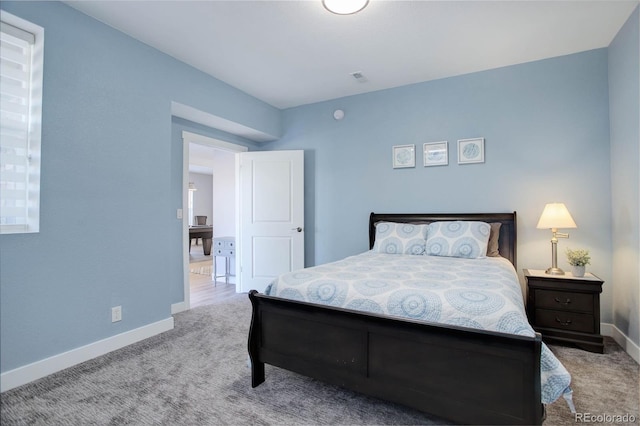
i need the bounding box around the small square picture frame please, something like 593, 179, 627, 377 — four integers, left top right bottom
423, 141, 448, 167
458, 138, 485, 164
392, 144, 416, 168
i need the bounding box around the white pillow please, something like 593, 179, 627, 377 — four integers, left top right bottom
425, 221, 491, 259
372, 222, 428, 255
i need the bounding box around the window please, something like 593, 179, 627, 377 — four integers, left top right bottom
0, 11, 44, 234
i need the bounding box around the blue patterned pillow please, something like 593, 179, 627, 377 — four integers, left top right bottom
425, 221, 491, 259
372, 222, 428, 255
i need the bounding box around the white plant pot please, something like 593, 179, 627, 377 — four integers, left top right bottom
572, 265, 585, 277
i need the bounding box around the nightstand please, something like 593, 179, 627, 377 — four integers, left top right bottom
524, 269, 604, 353
213, 236, 235, 286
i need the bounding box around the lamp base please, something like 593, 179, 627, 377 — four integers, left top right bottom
545, 267, 565, 275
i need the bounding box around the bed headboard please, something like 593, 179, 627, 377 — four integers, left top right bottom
368, 212, 517, 267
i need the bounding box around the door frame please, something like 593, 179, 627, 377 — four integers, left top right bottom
172, 131, 247, 314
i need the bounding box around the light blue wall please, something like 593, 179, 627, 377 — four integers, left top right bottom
1, 0, 634, 377
271, 50, 614, 318
609, 6, 640, 346
0, 1, 272, 373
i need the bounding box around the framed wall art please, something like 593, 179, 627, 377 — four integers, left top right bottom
458, 138, 485, 164
423, 141, 448, 167
392, 144, 415, 168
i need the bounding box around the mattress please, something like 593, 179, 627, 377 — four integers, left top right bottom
265, 250, 572, 405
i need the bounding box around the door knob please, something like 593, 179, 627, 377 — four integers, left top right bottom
292, 227, 302, 232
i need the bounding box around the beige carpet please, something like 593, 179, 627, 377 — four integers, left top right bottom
1, 294, 638, 425
544, 339, 639, 425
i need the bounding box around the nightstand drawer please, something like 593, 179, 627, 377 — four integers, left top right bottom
215, 248, 234, 257
535, 309, 595, 333
534, 290, 593, 313
214, 240, 234, 249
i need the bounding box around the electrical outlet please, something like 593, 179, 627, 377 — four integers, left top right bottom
111, 306, 122, 323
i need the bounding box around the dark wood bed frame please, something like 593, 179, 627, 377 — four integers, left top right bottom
248, 212, 544, 425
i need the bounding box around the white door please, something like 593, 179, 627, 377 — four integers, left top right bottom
236, 150, 304, 293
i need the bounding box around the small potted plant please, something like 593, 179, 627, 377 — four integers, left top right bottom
566, 248, 591, 277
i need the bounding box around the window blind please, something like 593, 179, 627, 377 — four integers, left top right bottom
0, 15, 42, 233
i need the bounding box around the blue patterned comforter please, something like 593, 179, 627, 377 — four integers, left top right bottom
265, 251, 572, 405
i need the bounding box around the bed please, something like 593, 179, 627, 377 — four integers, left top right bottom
248, 212, 570, 425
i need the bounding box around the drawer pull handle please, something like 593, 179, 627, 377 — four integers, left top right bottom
554, 297, 571, 306
555, 317, 573, 326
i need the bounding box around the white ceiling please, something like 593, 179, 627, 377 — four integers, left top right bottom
65, 0, 638, 110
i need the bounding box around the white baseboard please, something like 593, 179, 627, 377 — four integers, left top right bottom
171, 301, 187, 314
2, 318, 634, 393
0, 317, 174, 393
601, 322, 640, 364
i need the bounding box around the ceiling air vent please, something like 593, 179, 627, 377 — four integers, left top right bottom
350, 71, 368, 83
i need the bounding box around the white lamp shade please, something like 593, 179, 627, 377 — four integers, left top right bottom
536, 203, 577, 229
322, 0, 369, 15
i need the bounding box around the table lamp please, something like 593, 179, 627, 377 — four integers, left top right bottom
536, 203, 577, 275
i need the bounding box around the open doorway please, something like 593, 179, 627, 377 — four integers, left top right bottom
181, 131, 247, 311
186, 166, 214, 306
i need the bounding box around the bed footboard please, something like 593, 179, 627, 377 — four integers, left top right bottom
248, 290, 543, 425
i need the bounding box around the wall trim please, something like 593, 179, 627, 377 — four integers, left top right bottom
171, 301, 187, 314
1, 318, 635, 392
602, 322, 640, 364
0, 317, 174, 392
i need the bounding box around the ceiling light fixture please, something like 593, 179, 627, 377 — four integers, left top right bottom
322, 0, 369, 15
